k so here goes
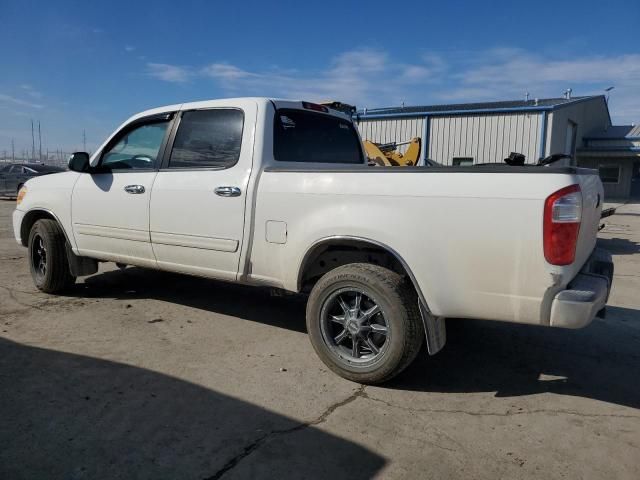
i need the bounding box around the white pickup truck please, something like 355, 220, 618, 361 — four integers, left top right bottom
12, 97, 613, 383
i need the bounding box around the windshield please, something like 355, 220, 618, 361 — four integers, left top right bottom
274, 109, 363, 164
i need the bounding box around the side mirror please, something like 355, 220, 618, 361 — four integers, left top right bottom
68, 152, 91, 172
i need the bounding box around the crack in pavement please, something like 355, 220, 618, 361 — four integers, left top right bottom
202, 385, 366, 480
0, 284, 47, 311
362, 392, 640, 419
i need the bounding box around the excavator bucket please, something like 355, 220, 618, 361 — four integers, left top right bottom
364, 137, 421, 166
402, 138, 421, 166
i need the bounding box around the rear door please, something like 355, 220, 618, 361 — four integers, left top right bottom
72, 113, 174, 266
149, 99, 257, 281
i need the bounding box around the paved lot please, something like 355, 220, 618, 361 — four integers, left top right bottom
1, 199, 639, 479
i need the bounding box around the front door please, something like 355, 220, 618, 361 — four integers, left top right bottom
149, 100, 256, 281
72, 114, 173, 267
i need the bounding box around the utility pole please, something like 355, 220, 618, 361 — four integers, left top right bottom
38, 121, 42, 161
31, 120, 36, 161
11, 138, 15, 161
83, 129, 87, 152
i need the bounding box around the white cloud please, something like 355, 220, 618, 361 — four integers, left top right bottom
201, 63, 258, 81
19, 84, 43, 99
125, 45, 135, 52
146, 48, 640, 123
444, 49, 640, 123
0, 94, 43, 109
172, 49, 439, 107
147, 63, 191, 83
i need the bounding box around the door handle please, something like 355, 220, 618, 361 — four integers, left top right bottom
214, 186, 241, 197
124, 185, 146, 194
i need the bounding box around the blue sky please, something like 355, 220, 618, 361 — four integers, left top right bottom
1, 0, 639, 154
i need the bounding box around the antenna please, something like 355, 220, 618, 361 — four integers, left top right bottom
604, 86, 615, 104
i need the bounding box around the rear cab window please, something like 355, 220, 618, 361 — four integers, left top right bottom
274, 109, 363, 164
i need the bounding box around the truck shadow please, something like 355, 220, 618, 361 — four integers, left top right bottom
65, 267, 640, 411
0, 336, 385, 479
596, 237, 640, 255
392, 308, 640, 410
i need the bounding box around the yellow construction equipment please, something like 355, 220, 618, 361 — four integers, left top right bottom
364, 137, 421, 166
316, 101, 421, 167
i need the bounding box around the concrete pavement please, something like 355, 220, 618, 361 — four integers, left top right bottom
1, 199, 639, 479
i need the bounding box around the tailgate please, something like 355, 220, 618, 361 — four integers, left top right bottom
574, 172, 604, 269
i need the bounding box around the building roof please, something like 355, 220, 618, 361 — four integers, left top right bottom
584, 124, 640, 140
357, 95, 604, 117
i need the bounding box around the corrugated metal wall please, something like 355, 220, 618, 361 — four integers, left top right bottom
428, 113, 542, 165
357, 112, 543, 165
576, 157, 634, 198
356, 117, 425, 154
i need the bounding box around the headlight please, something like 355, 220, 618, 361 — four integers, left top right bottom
16, 186, 27, 205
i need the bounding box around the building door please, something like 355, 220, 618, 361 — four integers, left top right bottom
565, 120, 578, 162
631, 160, 640, 199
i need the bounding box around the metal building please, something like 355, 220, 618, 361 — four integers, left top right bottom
577, 125, 640, 199
354, 95, 640, 199
356, 96, 610, 166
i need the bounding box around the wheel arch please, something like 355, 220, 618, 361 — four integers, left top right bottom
20, 209, 71, 247
297, 236, 430, 310
297, 236, 446, 356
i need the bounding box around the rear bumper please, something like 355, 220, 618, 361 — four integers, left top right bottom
550, 248, 613, 329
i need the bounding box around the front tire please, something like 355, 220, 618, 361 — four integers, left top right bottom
306, 263, 423, 384
28, 219, 76, 293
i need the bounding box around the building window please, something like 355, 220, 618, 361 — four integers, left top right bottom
452, 157, 474, 166
599, 165, 620, 183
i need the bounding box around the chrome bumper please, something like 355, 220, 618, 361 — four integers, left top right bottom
12, 208, 25, 245
550, 248, 613, 329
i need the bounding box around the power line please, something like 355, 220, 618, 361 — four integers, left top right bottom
38, 120, 42, 161
31, 120, 35, 161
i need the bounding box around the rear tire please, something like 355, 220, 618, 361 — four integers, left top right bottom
306, 263, 423, 384
28, 219, 76, 293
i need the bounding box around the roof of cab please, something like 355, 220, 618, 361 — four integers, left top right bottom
128, 97, 352, 122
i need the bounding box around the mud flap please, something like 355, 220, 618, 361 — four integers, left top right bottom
419, 301, 446, 355
66, 244, 98, 277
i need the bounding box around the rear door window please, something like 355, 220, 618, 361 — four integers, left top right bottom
274, 109, 363, 164
168, 109, 244, 169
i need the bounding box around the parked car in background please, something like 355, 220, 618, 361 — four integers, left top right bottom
0, 163, 65, 197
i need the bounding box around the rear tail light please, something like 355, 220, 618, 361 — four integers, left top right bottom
543, 184, 582, 265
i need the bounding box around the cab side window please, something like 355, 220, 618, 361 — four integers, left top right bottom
101, 121, 170, 170
168, 109, 244, 169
